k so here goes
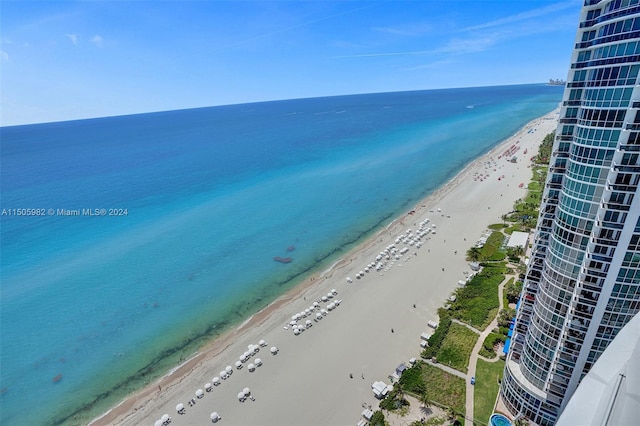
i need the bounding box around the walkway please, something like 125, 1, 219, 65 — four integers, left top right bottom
464, 274, 511, 426
422, 359, 467, 380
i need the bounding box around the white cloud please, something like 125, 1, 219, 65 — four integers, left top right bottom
373, 23, 432, 37
406, 59, 454, 72
66, 33, 78, 45
90, 35, 103, 47
462, 0, 580, 32
0, 50, 9, 62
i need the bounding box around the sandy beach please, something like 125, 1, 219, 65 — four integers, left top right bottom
92, 109, 558, 426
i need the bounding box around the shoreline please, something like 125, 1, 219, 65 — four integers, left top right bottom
91, 108, 559, 426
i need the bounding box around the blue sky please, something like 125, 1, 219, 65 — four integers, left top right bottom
1, 0, 582, 126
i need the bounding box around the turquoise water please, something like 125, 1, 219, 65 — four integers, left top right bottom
0, 84, 562, 425
490, 413, 513, 426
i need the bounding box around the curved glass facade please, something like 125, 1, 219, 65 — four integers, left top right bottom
500, 1, 640, 424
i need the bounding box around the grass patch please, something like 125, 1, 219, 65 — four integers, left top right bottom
488, 223, 507, 230
449, 264, 505, 329
480, 231, 506, 260
473, 359, 505, 426
436, 323, 479, 372
420, 362, 466, 415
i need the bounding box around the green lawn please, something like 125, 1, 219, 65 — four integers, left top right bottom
473, 359, 505, 426
420, 362, 466, 416
436, 323, 479, 372
449, 264, 505, 329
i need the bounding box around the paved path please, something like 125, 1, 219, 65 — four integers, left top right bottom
423, 359, 467, 380
451, 319, 482, 335
464, 274, 511, 426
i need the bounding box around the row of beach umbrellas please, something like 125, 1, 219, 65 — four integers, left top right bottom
286, 291, 342, 335
171, 340, 280, 422
346, 216, 437, 283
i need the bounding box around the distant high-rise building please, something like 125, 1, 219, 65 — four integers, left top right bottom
500, 1, 640, 424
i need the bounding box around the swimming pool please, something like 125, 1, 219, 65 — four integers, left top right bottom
490, 413, 513, 426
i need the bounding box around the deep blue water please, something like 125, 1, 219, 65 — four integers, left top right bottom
0, 84, 562, 425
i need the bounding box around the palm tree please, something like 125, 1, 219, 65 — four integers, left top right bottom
467, 247, 482, 262
419, 391, 430, 410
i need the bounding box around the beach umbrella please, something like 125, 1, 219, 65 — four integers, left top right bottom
238, 392, 245, 401
212, 376, 220, 385
346, 277, 352, 283
270, 346, 278, 354
210, 412, 220, 422
196, 389, 204, 398
293, 328, 300, 335
259, 339, 266, 346
155, 420, 163, 426
225, 366, 233, 374
255, 358, 262, 366
332, 289, 337, 295
244, 350, 251, 358
205, 383, 212, 391
321, 296, 328, 302
176, 403, 184, 413
220, 371, 227, 379
248, 363, 255, 371
316, 312, 322, 319
235, 360, 242, 369
243, 387, 250, 395
161, 414, 170, 422
313, 302, 319, 307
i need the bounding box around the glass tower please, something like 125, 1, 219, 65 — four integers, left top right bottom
500, 1, 640, 424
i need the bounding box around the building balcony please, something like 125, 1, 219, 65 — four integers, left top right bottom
613, 166, 640, 174
601, 201, 631, 211
607, 180, 638, 192
619, 144, 640, 152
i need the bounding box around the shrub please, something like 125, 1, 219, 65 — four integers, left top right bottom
421, 310, 451, 359
480, 332, 506, 359
399, 364, 426, 394
379, 389, 409, 411
370, 410, 387, 426
505, 280, 523, 304
497, 308, 516, 328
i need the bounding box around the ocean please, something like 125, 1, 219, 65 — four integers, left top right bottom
0, 84, 563, 425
